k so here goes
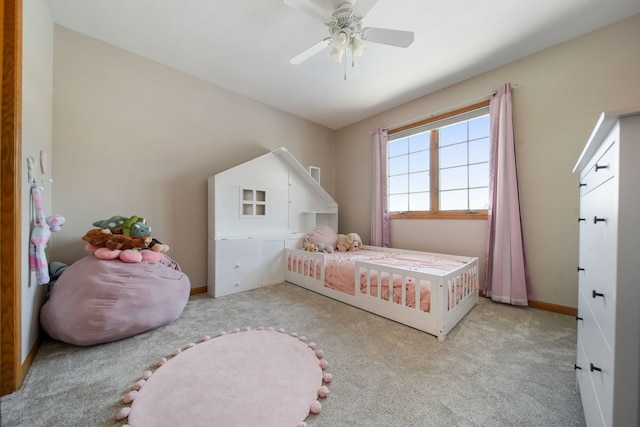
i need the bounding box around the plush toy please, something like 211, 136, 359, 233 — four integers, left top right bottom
149, 238, 170, 253
347, 233, 363, 251
86, 215, 168, 261
302, 239, 318, 252
85, 244, 163, 263
129, 221, 152, 237
336, 234, 352, 252
122, 215, 147, 236
48, 261, 69, 280
337, 233, 362, 252
315, 242, 334, 253
92, 215, 129, 234
29, 183, 65, 285
92, 215, 150, 237
82, 228, 151, 251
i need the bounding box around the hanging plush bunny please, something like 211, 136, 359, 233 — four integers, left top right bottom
30, 182, 65, 285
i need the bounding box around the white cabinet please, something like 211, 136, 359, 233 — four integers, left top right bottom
573, 108, 640, 427
207, 148, 338, 298
212, 238, 261, 297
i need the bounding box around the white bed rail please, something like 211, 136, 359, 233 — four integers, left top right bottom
284, 247, 478, 340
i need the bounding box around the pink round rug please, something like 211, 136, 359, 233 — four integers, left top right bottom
117, 328, 332, 427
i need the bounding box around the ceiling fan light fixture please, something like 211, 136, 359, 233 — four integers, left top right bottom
332, 29, 350, 50
329, 46, 345, 63
351, 37, 364, 57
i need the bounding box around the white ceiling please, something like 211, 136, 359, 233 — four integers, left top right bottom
47, 0, 640, 130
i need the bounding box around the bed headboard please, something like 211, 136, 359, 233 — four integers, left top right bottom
207, 147, 338, 297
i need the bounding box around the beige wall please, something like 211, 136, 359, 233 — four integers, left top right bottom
51, 14, 640, 309
334, 13, 640, 308
22, 0, 53, 362
51, 26, 336, 289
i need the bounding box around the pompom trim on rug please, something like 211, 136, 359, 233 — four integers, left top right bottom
116, 327, 332, 427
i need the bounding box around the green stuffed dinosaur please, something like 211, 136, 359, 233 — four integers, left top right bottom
93, 215, 150, 237
122, 215, 149, 236
92, 215, 129, 233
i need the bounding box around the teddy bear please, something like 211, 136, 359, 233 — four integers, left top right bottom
337, 233, 362, 252
302, 239, 318, 252
82, 228, 151, 251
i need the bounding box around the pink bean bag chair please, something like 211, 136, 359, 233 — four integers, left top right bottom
40, 255, 190, 346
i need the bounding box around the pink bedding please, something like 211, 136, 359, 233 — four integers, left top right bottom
289, 249, 472, 313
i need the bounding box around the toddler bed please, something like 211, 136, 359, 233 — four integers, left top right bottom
285, 245, 478, 340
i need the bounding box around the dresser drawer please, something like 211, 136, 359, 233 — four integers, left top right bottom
578, 277, 615, 350
576, 332, 606, 426
213, 238, 261, 297
579, 138, 618, 197
215, 256, 261, 296
578, 177, 618, 263
581, 318, 614, 426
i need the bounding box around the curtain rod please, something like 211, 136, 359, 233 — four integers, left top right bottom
386, 84, 518, 131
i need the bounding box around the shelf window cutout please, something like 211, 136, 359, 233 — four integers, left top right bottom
308, 166, 321, 184
241, 188, 266, 217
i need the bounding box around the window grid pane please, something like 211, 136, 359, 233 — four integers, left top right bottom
409, 192, 430, 211
387, 110, 489, 214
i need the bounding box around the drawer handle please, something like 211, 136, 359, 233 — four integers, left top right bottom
589, 363, 602, 372
595, 163, 608, 172
578, 217, 586, 222
593, 216, 606, 224
577, 266, 585, 272
574, 364, 582, 370
579, 182, 587, 188
592, 290, 604, 299
576, 316, 583, 321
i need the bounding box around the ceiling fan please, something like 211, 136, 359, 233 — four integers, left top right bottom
285, 0, 414, 66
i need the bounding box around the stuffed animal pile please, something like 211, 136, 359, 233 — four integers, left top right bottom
301, 230, 362, 253
82, 215, 170, 263
302, 238, 334, 253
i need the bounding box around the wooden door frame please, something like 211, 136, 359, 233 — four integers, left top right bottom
1, 0, 22, 396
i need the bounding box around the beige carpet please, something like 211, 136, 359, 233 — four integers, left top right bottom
1, 282, 585, 426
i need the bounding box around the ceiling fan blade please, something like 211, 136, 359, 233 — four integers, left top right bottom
284, 0, 333, 23
351, 0, 378, 18
362, 27, 414, 48
290, 37, 332, 64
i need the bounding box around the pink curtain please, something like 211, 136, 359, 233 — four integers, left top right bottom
484, 83, 532, 305
371, 128, 390, 247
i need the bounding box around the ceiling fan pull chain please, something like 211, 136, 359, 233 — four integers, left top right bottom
344, 55, 347, 80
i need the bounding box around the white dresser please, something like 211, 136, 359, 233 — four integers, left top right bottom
573, 108, 640, 427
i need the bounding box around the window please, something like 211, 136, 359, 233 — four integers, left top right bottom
241, 188, 266, 217
388, 101, 490, 219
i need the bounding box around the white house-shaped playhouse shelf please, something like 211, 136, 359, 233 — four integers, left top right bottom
207, 147, 338, 297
